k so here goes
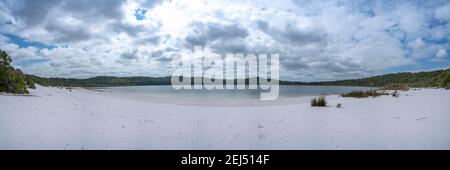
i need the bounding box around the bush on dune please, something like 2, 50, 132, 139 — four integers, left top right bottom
25, 77, 36, 89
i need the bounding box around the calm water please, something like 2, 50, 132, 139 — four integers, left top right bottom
93, 85, 378, 99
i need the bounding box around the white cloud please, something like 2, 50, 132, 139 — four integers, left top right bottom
436, 49, 448, 59
0, 0, 449, 81
409, 38, 426, 50
435, 3, 450, 22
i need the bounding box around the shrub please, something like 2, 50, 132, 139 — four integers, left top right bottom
311, 98, 316, 106
311, 96, 327, 107
382, 84, 409, 91
25, 76, 36, 89
342, 90, 388, 98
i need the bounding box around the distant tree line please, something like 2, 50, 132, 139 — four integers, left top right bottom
311, 69, 450, 88
27, 69, 450, 89
25, 75, 173, 87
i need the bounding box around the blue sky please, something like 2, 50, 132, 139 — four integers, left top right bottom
134, 8, 148, 20
0, 0, 449, 81
2, 33, 56, 49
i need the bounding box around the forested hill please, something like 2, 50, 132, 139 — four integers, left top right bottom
312, 69, 450, 88
26, 68, 450, 88
25, 75, 172, 87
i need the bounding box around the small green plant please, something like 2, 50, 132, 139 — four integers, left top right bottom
25, 77, 36, 89
311, 96, 327, 107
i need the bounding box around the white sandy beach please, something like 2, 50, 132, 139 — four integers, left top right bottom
1, 86, 450, 149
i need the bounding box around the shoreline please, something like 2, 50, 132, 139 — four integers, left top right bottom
82, 85, 377, 107
82, 88, 328, 107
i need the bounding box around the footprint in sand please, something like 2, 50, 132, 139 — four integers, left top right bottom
256, 123, 264, 128
257, 133, 266, 140
142, 120, 155, 124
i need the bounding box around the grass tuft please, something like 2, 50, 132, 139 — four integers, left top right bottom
311, 96, 327, 107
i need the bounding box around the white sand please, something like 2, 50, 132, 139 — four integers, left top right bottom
1, 86, 450, 150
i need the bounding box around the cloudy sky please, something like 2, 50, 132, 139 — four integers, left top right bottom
0, 0, 449, 81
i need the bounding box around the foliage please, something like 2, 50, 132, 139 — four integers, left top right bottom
319, 69, 450, 88
0, 50, 29, 94
381, 84, 409, 90
25, 77, 36, 89
282, 69, 450, 88
342, 90, 389, 98
311, 96, 327, 107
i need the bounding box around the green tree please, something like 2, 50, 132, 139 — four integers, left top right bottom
0, 50, 29, 94
0, 50, 12, 67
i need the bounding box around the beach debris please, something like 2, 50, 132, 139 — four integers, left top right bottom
392, 90, 399, 97
416, 117, 428, 121
272, 119, 285, 124
257, 133, 266, 140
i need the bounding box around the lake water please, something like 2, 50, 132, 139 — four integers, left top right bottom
93, 85, 378, 100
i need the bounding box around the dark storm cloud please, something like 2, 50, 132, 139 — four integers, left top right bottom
45, 21, 91, 43
259, 21, 327, 46
281, 58, 309, 70
152, 49, 174, 64
116, 50, 140, 65
185, 22, 249, 47
209, 39, 248, 54
9, 0, 163, 44
113, 22, 148, 37
120, 50, 139, 60
256, 19, 269, 31
11, 0, 62, 26
60, 0, 125, 19
141, 0, 164, 9
12, 0, 125, 25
